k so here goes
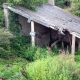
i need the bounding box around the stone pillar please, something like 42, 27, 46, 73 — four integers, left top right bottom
4, 8, 9, 29
30, 21, 36, 47
71, 35, 76, 60
48, 0, 55, 6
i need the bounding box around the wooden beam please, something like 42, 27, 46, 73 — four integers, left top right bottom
71, 35, 76, 59
4, 8, 9, 29
70, 32, 80, 39
30, 21, 35, 47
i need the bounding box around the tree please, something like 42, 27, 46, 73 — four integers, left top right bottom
55, 0, 71, 8
0, 0, 7, 8
7, 0, 48, 10
0, 0, 48, 27
71, 0, 80, 17
55, 0, 80, 17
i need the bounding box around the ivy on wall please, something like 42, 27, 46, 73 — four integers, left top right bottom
8, 0, 48, 34
0, 9, 4, 27
9, 11, 21, 35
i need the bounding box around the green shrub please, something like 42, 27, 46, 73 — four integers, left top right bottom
9, 11, 21, 35
25, 55, 80, 80
33, 47, 47, 60
71, 0, 80, 17
75, 51, 80, 63
0, 64, 27, 80
33, 47, 55, 60
0, 57, 28, 80
0, 9, 4, 27
72, 69, 80, 80
0, 0, 5, 27
10, 35, 31, 58
55, 0, 65, 8
0, 47, 10, 59
0, 42, 12, 59
24, 46, 37, 61
55, 0, 71, 8
0, 42, 10, 51
9, 34, 55, 61
22, 46, 55, 61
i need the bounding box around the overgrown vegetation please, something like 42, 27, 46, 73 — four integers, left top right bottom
0, 0, 80, 80
9, 11, 21, 35
71, 0, 80, 17
0, 57, 28, 80
0, 28, 80, 79
0, 0, 7, 27
8, 0, 48, 11
0, 51, 80, 80
0, 9, 4, 27
55, 0, 71, 8
0, 30, 55, 61
25, 55, 80, 80
55, 0, 80, 17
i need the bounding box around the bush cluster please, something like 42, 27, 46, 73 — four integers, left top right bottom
10, 35, 55, 61
0, 47, 10, 59
0, 33, 54, 60
71, 1, 80, 17
0, 57, 29, 80
0, 42, 11, 59
25, 55, 80, 80
10, 35, 31, 57
9, 11, 21, 35
55, 0, 71, 8
0, 34, 30, 60
0, 9, 4, 27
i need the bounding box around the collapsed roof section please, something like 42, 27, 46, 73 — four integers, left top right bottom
3, 3, 80, 38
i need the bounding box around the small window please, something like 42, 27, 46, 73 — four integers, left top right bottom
64, 1, 71, 7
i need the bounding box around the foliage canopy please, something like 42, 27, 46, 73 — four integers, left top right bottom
7, 0, 48, 10
71, 0, 80, 16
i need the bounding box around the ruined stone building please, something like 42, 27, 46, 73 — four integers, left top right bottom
3, 0, 80, 56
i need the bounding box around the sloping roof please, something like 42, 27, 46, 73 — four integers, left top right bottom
3, 3, 80, 38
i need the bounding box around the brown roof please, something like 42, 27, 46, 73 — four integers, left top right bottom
3, 3, 80, 38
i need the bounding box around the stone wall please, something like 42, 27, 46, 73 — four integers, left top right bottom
18, 15, 31, 36
18, 15, 50, 47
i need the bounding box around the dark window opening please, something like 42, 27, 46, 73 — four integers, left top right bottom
64, 1, 71, 7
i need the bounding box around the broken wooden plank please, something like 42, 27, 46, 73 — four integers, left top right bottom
51, 39, 60, 48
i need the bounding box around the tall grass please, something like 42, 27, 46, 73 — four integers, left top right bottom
25, 55, 80, 80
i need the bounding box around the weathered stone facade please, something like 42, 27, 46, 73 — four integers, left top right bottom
18, 15, 73, 47
18, 15, 31, 36
18, 15, 50, 47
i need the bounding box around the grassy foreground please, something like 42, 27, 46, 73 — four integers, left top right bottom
0, 55, 80, 80
0, 57, 28, 80
0, 28, 15, 43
